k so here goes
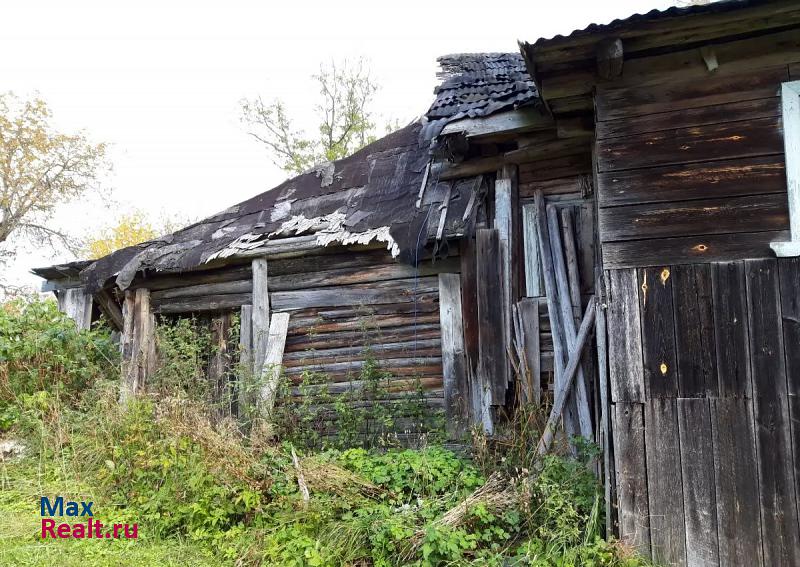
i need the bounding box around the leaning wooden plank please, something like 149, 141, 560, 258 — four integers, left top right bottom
745, 259, 800, 566
560, 208, 582, 323
645, 398, 687, 567
606, 269, 645, 402
547, 205, 592, 440
711, 397, 763, 567
677, 398, 720, 567
238, 305, 253, 418
537, 296, 596, 456
533, 190, 579, 438
612, 401, 650, 554
438, 274, 467, 437
252, 258, 270, 377
258, 312, 290, 418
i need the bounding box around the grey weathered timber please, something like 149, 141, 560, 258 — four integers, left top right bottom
711, 397, 763, 567
537, 296, 596, 455
438, 273, 467, 437
283, 338, 442, 364
645, 398, 687, 567
151, 279, 251, 301
440, 107, 553, 138
152, 293, 252, 314
57, 287, 93, 330
252, 258, 270, 377
284, 357, 441, 377
533, 190, 580, 438
560, 208, 582, 323
495, 174, 514, 395
677, 398, 720, 567
209, 313, 233, 417
238, 305, 253, 417
770, 80, 800, 256
271, 277, 439, 311
595, 301, 613, 538
745, 259, 800, 566
258, 312, 290, 418
612, 401, 650, 554
476, 229, 507, 410
547, 205, 592, 440
120, 288, 155, 403
517, 298, 541, 405
522, 203, 543, 296
606, 268, 645, 402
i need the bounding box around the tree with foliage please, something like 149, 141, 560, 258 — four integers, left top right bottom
240, 59, 383, 175
83, 210, 189, 259
0, 93, 107, 260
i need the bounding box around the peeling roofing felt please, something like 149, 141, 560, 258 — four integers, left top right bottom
422, 53, 538, 140
46, 122, 483, 293
531, 0, 760, 48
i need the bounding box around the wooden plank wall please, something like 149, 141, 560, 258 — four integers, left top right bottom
138, 247, 462, 436
606, 261, 800, 566
595, 64, 794, 270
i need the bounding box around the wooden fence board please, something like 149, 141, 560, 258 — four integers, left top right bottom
476, 229, 507, 406
638, 266, 678, 398
439, 274, 467, 436
711, 397, 763, 567
645, 398, 687, 567
711, 262, 752, 398
746, 259, 800, 566
252, 258, 270, 377
613, 402, 650, 553
678, 398, 720, 567
607, 269, 645, 402
672, 265, 718, 398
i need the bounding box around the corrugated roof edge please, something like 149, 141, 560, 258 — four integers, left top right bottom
530, 0, 763, 48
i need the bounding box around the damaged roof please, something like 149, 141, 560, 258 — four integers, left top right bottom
530, 0, 768, 49
423, 53, 538, 140
35, 122, 484, 293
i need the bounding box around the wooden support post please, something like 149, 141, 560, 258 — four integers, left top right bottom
252, 257, 270, 376
533, 190, 580, 439
238, 304, 253, 419
438, 273, 467, 438
547, 205, 593, 440
258, 312, 290, 418
537, 296, 596, 455
120, 288, 155, 402
57, 287, 93, 330
560, 208, 582, 323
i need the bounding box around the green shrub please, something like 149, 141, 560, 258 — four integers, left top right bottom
0, 297, 117, 404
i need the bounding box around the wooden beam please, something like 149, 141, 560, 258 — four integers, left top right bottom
438, 273, 467, 438
252, 258, 269, 377
476, 229, 506, 414
56, 288, 93, 330
258, 312, 290, 418
495, 171, 515, 402
440, 107, 554, 139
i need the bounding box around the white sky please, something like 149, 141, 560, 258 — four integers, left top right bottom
2, 0, 672, 288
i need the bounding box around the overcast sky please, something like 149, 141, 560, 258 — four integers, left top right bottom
3, 0, 672, 288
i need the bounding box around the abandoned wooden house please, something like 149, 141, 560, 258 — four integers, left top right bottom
35, 0, 800, 565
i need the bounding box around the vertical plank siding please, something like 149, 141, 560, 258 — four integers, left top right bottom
612, 402, 650, 553
638, 266, 678, 399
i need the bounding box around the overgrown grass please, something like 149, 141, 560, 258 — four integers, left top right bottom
0, 298, 653, 566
